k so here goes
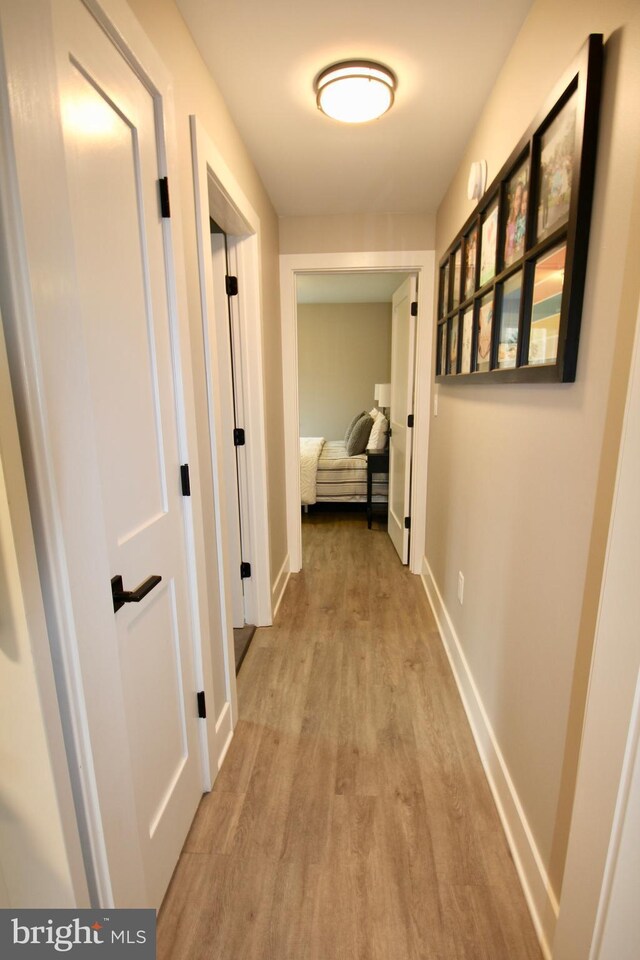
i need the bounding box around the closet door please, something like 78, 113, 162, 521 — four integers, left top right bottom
388, 276, 417, 564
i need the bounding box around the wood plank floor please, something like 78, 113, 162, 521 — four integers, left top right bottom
159, 511, 542, 959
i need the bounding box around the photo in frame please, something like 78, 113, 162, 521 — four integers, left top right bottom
460, 306, 474, 374
442, 260, 450, 313
479, 201, 498, 287
528, 244, 567, 366
504, 163, 529, 268
439, 323, 446, 374
476, 293, 494, 372
464, 226, 477, 300
449, 316, 459, 374
451, 247, 462, 309
497, 271, 522, 368
536, 92, 577, 240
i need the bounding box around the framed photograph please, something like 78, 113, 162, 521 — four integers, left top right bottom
435, 35, 602, 384
463, 226, 477, 300
479, 200, 498, 287
439, 323, 446, 375
476, 293, 494, 373
536, 91, 577, 241
451, 247, 462, 310
460, 306, 474, 374
443, 260, 450, 313
449, 316, 459, 374
503, 162, 529, 268
438, 265, 447, 319
497, 271, 522, 368
528, 244, 567, 366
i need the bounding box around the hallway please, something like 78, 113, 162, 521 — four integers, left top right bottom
158, 512, 542, 959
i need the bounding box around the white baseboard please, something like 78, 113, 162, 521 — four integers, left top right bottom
217, 727, 233, 773
421, 557, 558, 960
271, 554, 290, 620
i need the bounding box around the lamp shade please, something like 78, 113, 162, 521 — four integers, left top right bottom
375, 383, 391, 408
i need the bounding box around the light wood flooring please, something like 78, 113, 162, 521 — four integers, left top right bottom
159, 511, 542, 959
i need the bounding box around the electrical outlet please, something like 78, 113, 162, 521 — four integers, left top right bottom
457, 571, 464, 605
434, 391, 439, 416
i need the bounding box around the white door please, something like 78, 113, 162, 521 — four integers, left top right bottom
388, 276, 417, 563
227, 239, 256, 624
210, 230, 245, 628
51, 0, 202, 905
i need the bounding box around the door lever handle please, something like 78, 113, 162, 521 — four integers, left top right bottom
111, 574, 162, 613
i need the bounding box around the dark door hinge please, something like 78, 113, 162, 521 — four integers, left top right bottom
225, 275, 238, 297
407, 414, 414, 428
240, 561, 252, 579
197, 690, 206, 719
404, 516, 411, 530
158, 177, 171, 218
180, 463, 191, 496
411, 301, 418, 317
233, 427, 246, 446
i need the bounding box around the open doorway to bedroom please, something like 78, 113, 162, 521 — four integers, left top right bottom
297, 271, 415, 563
280, 249, 435, 577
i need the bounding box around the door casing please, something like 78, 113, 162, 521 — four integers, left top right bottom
280, 251, 435, 574
190, 114, 272, 633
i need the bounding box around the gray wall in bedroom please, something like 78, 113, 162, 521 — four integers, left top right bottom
297, 302, 392, 439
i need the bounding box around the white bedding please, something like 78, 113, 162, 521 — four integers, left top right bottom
300, 438, 388, 505
300, 436, 325, 505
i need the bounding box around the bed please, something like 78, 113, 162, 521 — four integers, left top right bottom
300, 438, 388, 506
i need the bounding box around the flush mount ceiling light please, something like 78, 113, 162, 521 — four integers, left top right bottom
315, 60, 396, 124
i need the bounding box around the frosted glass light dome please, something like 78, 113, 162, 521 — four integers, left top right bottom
315, 61, 396, 124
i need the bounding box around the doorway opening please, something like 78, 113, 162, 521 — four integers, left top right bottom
209, 217, 256, 672
190, 116, 273, 704
296, 271, 416, 565
280, 250, 435, 577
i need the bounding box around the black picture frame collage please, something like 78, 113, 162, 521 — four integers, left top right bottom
436, 34, 603, 385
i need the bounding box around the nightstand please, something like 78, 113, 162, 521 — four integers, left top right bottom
366, 449, 389, 529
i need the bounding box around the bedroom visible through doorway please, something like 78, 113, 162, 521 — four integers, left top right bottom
296, 271, 416, 562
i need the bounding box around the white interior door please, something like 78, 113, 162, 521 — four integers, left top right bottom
52, 0, 202, 905
210, 230, 245, 628
388, 276, 417, 563
227, 238, 256, 623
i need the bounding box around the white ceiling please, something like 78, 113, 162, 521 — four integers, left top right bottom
176, 0, 533, 218
297, 271, 409, 304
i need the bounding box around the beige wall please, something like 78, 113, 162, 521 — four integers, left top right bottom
279, 212, 435, 254
298, 303, 391, 438
126, 0, 288, 593
426, 0, 640, 906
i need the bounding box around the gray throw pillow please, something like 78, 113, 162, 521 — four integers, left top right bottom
344, 411, 366, 445
346, 413, 374, 455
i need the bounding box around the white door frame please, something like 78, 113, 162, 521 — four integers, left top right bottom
280, 250, 435, 574
0, 0, 215, 906
190, 115, 272, 630
552, 296, 640, 960
0, 309, 89, 907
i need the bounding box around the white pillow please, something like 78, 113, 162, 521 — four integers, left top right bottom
369, 407, 380, 421
367, 413, 388, 451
